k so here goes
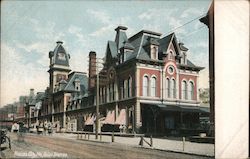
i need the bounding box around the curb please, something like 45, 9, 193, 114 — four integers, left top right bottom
75, 137, 214, 158
137, 145, 214, 158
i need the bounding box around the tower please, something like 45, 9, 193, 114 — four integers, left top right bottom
48, 41, 71, 93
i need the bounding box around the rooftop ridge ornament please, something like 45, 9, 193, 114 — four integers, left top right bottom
56, 41, 63, 44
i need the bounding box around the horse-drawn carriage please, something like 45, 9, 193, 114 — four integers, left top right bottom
0, 129, 11, 149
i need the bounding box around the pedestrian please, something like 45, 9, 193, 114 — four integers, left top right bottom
48, 122, 52, 135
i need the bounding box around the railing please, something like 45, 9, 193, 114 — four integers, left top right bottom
139, 135, 153, 147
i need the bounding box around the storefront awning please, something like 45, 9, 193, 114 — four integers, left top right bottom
143, 103, 209, 113
85, 114, 96, 125
103, 110, 115, 125
115, 109, 126, 125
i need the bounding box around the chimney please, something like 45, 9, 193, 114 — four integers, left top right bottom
30, 88, 35, 97
88, 51, 97, 90
115, 26, 128, 50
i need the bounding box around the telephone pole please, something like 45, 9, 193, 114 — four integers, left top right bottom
95, 57, 103, 139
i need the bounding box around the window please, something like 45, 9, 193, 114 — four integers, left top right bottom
109, 83, 114, 102
182, 80, 188, 100
128, 77, 132, 97
113, 83, 116, 101
112, 83, 115, 101
123, 80, 127, 98
169, 51, 173, 60
103, 87, 106, 103
166, 78, 170, 98
107, 85, 109, 102
99, 87, 102, 104
143, 76, 149, 96
151, 47, 157, 60
188, 81, 194, 100
171, 79, 176, 98
151, 77, 156, 97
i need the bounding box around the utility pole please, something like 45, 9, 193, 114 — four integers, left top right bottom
95, 68, 99, 139
95, 57, 103, 139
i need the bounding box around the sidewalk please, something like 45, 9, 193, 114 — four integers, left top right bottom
50, 132, 214, 157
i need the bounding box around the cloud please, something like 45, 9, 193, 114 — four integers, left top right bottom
180, 8, 205, 18
138, 8, 187, 35
86, 9, 111, 24
68, 25, 87, 44
1, 43, 48, 106
87, 9, 132, 38
90, 24, 114, 37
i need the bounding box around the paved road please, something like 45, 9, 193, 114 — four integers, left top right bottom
0, 133, 213, 159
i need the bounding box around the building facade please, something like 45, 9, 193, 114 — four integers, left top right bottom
11, 26, 208, 136
87, 26, 207, 135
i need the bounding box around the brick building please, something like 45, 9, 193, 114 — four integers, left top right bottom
88, 26, 207, 135
17, 26, 208, 135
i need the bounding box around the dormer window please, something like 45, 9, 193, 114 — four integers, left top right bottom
151, 47, 157, 60
74, 78, 81, 91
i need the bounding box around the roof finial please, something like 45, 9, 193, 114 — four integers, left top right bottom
56, 41, 63, 45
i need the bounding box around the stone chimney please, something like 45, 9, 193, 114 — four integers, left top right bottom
88, 51, 97, 90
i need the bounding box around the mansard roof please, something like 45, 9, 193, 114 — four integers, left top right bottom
50, 41, 70, 67
103, 27, 203, 70
128, 32, 161, 61
63, 72, 88, 94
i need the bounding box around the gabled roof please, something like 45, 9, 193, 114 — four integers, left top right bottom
108, 41, 118, 58
158, 33, 174, 53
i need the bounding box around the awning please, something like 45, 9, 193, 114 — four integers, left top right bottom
115, 109, 126, 125
157, 104, 182, 112
103, 110, 115, 125
143, 103, 209, 113
85, 114, 96, 125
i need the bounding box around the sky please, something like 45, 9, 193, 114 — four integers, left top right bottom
1, 0, 211, 107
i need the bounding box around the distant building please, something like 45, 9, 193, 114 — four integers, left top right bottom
39, 41, 88, 132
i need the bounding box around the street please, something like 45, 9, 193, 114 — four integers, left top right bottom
0, 132, 213, 159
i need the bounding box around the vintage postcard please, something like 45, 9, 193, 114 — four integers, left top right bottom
1, 0, 226, 158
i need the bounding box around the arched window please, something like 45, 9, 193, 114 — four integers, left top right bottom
151, 47, 157, 60
151, 77, 156, 97
128, 76, 132, 97
188, 81, 194, 100
143, 76, 149, 96
169, 51, 173, 60
182, 80, 188, 100
123, 80, 127, 98
166, 78, 170, 98
171, 79, 176, 98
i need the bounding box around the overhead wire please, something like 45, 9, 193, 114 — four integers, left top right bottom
166, 13, 207, 35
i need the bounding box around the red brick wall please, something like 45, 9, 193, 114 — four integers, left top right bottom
139, 68, 161, 97
179, 74, 197, 100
